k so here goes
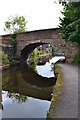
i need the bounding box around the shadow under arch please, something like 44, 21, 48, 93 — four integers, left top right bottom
20, 42, 48, 64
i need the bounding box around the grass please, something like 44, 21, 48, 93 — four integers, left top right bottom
47, 65, 63, 118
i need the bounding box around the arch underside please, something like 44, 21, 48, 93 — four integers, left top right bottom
20, 42, 48, 63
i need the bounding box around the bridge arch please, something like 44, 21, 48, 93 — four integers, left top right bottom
20, 42, 47, 62
2, 28, 79, 63
20, 40, 66, 65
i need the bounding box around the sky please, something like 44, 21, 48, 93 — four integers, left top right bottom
0, 0, 63, 35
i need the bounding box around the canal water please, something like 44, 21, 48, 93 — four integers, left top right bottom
1, 54, 65, 118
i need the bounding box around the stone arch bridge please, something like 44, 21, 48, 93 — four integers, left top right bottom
2, 28, 79, 63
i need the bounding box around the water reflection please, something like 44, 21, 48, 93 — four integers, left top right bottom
2, 64, 56, 101
2, 52, 65, 118
2, 90, 51, 118
28, 55, 55, 78
2, 53, 57, 118
36, 62, 54, 78
7, 92, 27, 103
2, 61, 55, 118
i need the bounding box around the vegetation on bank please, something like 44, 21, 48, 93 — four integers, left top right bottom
72, 53, 80, 64
47, 65, 63, 118
0, 50, 9, 66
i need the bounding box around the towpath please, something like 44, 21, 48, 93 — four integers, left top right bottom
53, 63, 79, 118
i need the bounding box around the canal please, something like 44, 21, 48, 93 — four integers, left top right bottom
1, 45, 65, 118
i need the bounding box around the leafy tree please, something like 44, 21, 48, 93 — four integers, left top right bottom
54, 0, 69, 6
59, 1, 80, 43
4, 15, 28, 58
4, 15, 28, 34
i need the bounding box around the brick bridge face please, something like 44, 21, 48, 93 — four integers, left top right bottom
2, 28, 79, 62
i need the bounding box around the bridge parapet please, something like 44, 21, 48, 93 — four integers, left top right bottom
16, 28, 59, 41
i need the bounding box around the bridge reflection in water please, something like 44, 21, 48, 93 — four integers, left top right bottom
2, 55, 57, 118
2, 63, 56, 101
2, 49, 66, 118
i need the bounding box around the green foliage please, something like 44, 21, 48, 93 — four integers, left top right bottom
46, 47, 52, 54
47, 65, 63, 118
30, 60, 37, 73
4, 15, 27, 60
4, 15, 27, 34
37, 50, 43, 56
30, 49, 38, 73
0, 51, 8, 65
10, 34, 17, 56
7, 92, 27, 103
59, 2, 80, 43
72, 53, 80, 64
30, 48, 37, 58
